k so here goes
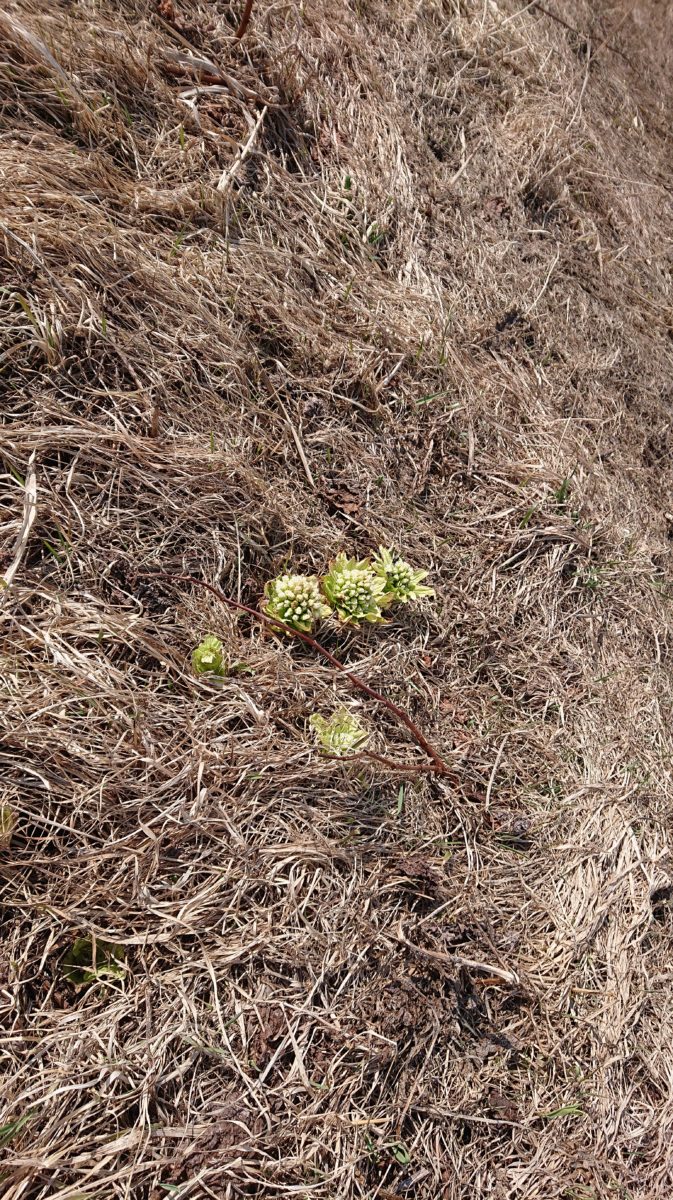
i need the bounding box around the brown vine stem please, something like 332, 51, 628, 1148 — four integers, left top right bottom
530, 1, 630, 62
235, 0, 254, 40
140, 571, 452, 776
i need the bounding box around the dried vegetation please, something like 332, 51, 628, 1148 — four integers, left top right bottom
2, 0, 673, 1196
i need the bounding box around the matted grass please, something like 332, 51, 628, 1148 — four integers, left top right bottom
2, 1, 673, 1196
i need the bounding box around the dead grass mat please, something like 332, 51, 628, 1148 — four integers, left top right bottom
2, 0, 673, 1196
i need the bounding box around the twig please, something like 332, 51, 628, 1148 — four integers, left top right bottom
2, 452, 37, 594
139, 572, 452, 776
529, 2, 630, 63
154, 13, 277, 106
216, 104, 267, 193
276, 396, 315, 488
334, 749, 449, 775
395, 921, 519, 985
235, 0, 254, 40
332, 750, 483, 800
485, 734, 508, 810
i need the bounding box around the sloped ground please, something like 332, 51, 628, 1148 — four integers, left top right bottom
2, 1, 673, 1196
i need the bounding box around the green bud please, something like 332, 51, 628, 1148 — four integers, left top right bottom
192, 635, 226, 677
372, 546, 435, 604
309, 707, 369, 756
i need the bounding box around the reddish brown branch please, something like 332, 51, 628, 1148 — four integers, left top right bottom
530, 2, 630, 62
235, 0, 254, 40
140, 571, 452, 776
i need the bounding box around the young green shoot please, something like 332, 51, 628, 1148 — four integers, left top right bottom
310, 707, 369, 756
0, 804, 14, 850
61, 937, 125, 987
373, 546, 434, 604
321, 553, 390, 626
192, 634, 226, 677
263, 573, 331, 633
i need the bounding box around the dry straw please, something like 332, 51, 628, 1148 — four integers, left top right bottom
2, 0, 673, 1197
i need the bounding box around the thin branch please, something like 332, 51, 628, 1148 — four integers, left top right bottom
336, 749, 448, 774
530, 2, 630, 62
395, 921, 519, 985
139, 572, 452, 776
216, 104, 267, 193
235, 0, 254, 40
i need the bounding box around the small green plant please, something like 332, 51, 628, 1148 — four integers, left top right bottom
373, 546, 435, 604
577, 566, 600, 591
0, 1112, 33, 1150
61, 937, 125, 987
390, 1142, 411, 1165
263, 573, 331, 633
310, 707, 369, 756
150, 570, 450, 776
192, 635, 226, 676
554, 476, 571, 506
321, 553, 390, 626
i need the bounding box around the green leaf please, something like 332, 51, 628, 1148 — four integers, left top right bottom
414, 388, 454, 406
310, 708, 369, 756
539, 1104, 584, 1121
0, 1112, 32, 1148
554, 476, 571, 505
192, 635, 226, 677
61, 937, 126, 987
390, 1142, 411, 1165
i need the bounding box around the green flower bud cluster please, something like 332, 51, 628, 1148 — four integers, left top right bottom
190, 547, 433, 680
260, 548, 434, 636
263, 573, 331, 633
373, 546, 435, 604
321, 553, 390, 627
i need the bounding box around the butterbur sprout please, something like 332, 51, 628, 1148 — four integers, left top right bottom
192, 634, 226, 677
310, 707, 369, 756
61, 937, 126, 987
321, 553, 390, 627
263, 573, 332, 633
373, 546, 435, 604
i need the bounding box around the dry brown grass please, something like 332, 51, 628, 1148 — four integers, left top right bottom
2, 0, 673, 1196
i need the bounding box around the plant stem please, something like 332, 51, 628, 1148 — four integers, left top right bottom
235, 0, 254, 39
141, 572, 452, 776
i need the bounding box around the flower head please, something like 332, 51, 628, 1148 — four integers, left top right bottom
309, 707, 369, 756
263, 572, 331, 633
373, 546, 434, 604
321, 553, 390, 626
192, 634, 226, 677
